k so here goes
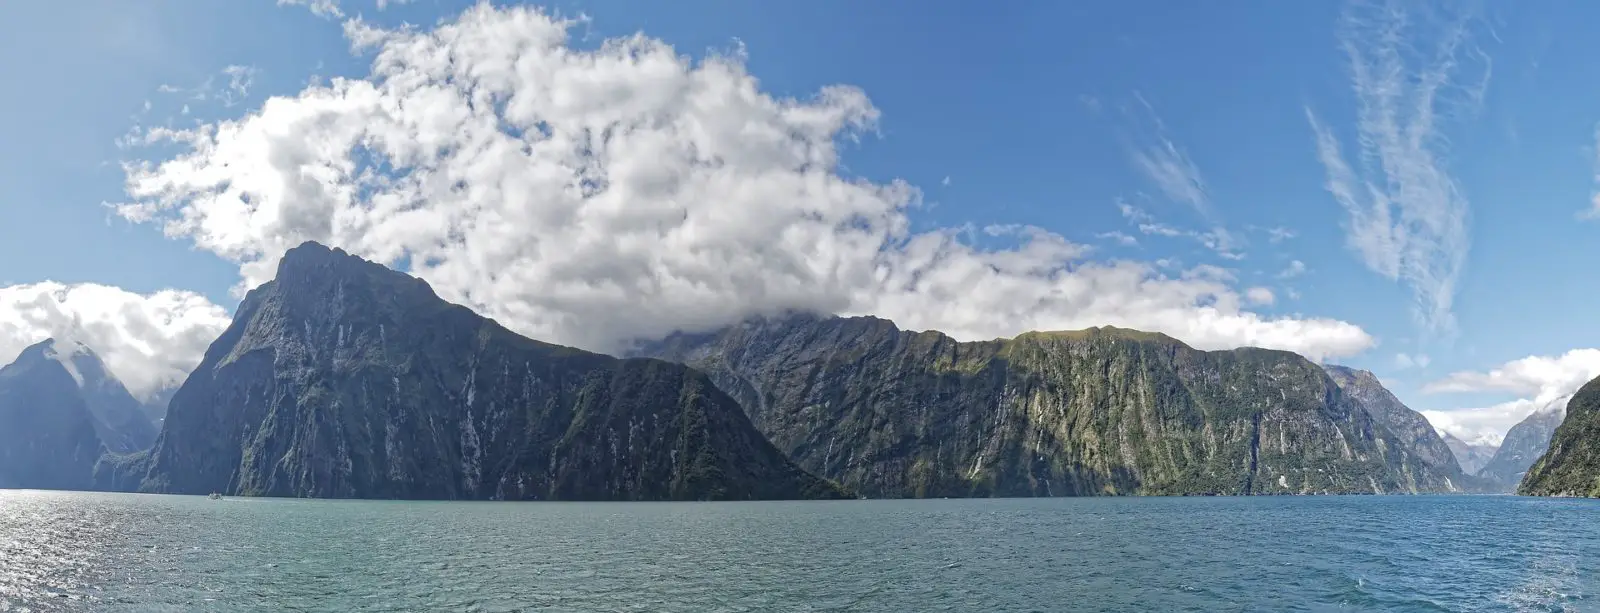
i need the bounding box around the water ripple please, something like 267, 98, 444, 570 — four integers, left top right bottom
0, 492, 1596, 612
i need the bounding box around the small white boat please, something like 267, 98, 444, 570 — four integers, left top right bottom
208, 492, 222, 500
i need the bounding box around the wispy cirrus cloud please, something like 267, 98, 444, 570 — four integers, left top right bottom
1095, 231, 1139, 247
1130, 137, 1210, 218
1126, 94, 1212, 219
278, 0, 343, 19
1247, 225, 1297, 244
154, 65, 259, 108
1120, 94, 1245, 261
278, 0, 409, 19
1307, 0, 1491, 338
1116, 201, 1242, 260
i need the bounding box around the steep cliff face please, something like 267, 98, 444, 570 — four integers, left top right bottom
1520, 377, 1600, 497
1478, 396, 1568, 487
140, 386, 178, 426
140, 242, 841, 501
0, 341, 110, 490
1441, 432, 1497, 476
1323, 366, 1464, 478
637, 314, 1458, 498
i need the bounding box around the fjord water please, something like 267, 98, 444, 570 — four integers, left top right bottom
1, 492, 1593, 612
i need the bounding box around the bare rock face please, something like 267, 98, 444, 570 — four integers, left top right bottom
139, 242, 841, 501
637, 314, 1461, 498
1322, 366, 1469, 480
1480, 395, 1570, 487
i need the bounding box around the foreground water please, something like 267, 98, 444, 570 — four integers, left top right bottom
0, 492, 1595, 612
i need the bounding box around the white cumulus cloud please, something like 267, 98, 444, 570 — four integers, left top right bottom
1244, 287, 1275, 306
113, 3, 1375, 362
1308, 0, 1489, 338
1425, 349, 1600, 396
1278, 259, 1307, 279
1423, 395, 1567, 448
0, 283, 231, 400
1421, 348, 1600, 443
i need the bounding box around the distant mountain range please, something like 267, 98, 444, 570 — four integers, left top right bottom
3, 240, 1595, 499
1475, 395, 1571, 488
1440, 432, 1498, 476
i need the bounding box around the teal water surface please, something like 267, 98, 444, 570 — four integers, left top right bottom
0, 491, 1594, 612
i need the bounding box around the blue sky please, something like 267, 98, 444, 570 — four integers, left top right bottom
2, 0, 1599, 443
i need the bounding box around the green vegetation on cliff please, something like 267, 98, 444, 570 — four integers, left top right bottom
639, 314, 1461, 498
1519, 376, 1600, 497
1323, 366, 1490, 491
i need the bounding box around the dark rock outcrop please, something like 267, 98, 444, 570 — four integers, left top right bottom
1520, 378, 1600, 497
636, 314, 1461, 498
139, 242, 842, 501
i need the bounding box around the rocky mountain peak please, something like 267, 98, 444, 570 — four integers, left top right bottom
270, 241, 442, 316
13, 338, 96, 388
138, 243, 841, 501
4, 338, 157, 455
6, 340, 85, 389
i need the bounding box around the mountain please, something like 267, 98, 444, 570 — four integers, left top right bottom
635, 314, 1460, 498
1520, 376, 1600, 497
1440, 432, 1497, 476
0, 340, 139, 490
1476, 395, 1570, 487
39, 339, 161, 454
140, 385, 179, 426
1323, 366, 1465, 482
136, 242, 841, 501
